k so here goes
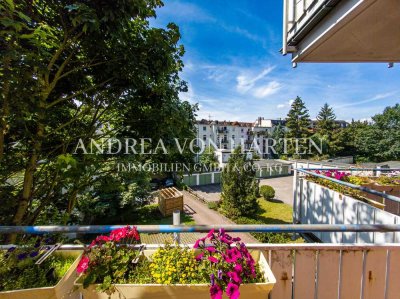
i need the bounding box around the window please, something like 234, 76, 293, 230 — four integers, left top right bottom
232, 135, 235, 139
241, 128, 244, 132
203, 126, 206, 131
203, 135, 207, 141
223, 144, 227, 149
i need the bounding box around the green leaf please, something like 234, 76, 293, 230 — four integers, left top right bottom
5, 0, 14, 12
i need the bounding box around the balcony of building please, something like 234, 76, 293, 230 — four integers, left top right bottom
217, 128, 229, 134
1, 224, 400, 299
283, 0, 400, 64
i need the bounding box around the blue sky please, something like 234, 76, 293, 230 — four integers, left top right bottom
151, 0, 400, 122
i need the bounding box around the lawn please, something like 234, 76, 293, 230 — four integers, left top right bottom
255, 198, 293, 224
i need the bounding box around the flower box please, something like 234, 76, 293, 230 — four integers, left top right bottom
74, 249, 275, 299
0, 250, 82, 299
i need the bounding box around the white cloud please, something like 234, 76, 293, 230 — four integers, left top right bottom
253, 81, 282, 98
334, 91, 398, 109
276, 99, 294, 109
236, 66, 275, 93
156, 2, 215, 23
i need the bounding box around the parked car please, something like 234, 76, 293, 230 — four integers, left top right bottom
150, 177, 175, 190
164, 178, 174, 188
150, 178, 161, 190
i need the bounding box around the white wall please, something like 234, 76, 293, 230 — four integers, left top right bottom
294, 178, 400, 243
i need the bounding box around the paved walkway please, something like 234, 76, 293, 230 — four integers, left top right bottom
141, 190, 258, 244
180, 190, 258, 244
259, 176, 294, 205
188, 175, 295, 206
190, 184, 221, 203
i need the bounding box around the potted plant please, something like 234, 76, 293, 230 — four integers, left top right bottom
75, 227, 275, 299
0, 237, 82, 299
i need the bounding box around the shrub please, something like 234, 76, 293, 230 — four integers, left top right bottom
260, 185, 275, 201
207, 201, 219, 211
235, 217, 302, 244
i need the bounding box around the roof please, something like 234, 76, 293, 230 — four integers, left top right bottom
196, 119, 253, 127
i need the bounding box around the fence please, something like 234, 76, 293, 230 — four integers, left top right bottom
182, 165, 291, 187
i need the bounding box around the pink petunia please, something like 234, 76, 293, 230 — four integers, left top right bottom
77, 255, 90, 274
233, 264, 243, 273
210, 284, 223, 299
220, 236, 233, 245
194, 239, 201, 249
206, 229, 215, 239
208, 256, 219, 263
195, 252, 204, 261
227, 271, 242, 284
226, 282, 240, 299
206, 246, 217, 253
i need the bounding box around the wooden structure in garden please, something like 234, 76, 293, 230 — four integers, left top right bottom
157, 187, 183, 216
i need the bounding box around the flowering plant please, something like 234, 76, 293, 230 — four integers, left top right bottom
149, 242, 204, 284
314, 170, 349, 181
77, 226, 144, 294
194, 229, 262, 299
0, 237, 74, 291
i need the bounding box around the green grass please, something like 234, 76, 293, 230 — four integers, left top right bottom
255, 198, 293, 224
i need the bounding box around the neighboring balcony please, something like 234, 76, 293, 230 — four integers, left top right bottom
217, 128, 229, 133
282, 0, 400, 63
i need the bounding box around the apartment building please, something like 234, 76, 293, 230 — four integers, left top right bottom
195, 117, 348, 158
195, 117, 287, 156
196, 119, 254, 150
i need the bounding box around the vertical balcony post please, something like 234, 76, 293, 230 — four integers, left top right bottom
293, 162, 298, 223
173, 210, 181, 244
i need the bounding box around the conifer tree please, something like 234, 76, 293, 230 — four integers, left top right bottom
316, 103, 337, 137
285, 96, 311, 156
220, 147, 258, 219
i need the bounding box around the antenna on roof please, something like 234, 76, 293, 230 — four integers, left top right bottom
208, 114, 213, 121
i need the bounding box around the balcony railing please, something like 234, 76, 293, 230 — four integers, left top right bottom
293, 167, 400, 243
1, 225, 400, 299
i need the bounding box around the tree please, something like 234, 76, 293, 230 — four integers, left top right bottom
199, 146, 218, 169
0, 0, 197, 237
220, 147, 258, 219
370, 104, 400, 161
313, 103, 342, 157
270, 123, 285, 158
285, 96, 311, 156
316, 103, 336, 137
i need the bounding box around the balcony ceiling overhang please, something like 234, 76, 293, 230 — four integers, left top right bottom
290, 0, 400, 63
